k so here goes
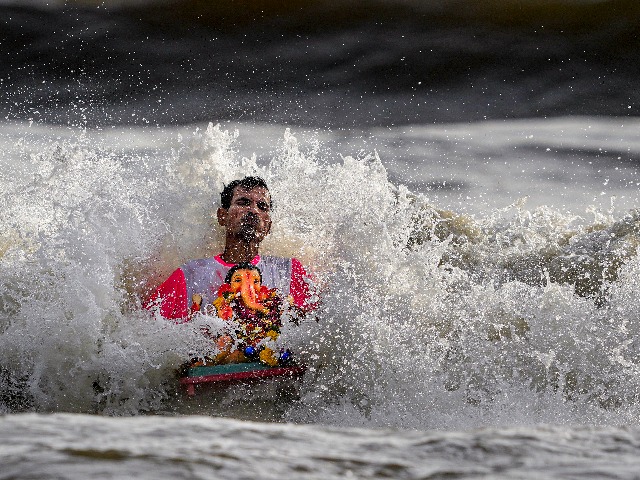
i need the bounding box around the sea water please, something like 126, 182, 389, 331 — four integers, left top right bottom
2, 119, 640, 477
2, 1, 640, 478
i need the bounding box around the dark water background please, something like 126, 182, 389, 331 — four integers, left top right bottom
3, 3, 640, 478
2, 0, 639, 128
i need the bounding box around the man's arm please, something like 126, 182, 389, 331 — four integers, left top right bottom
290, 258, 318, 312
144, 268, 189, 321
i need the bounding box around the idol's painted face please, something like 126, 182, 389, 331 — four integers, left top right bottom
217, 186, 272, 243
229, 269, 262, 294
229, 268, 266, 312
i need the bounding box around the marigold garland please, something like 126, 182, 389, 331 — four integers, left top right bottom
187, 282, 293, 368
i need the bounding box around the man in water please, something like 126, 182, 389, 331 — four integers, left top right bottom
145, 176, 314, 321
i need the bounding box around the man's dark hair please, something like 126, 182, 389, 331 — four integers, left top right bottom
220, 176, 270, 209
225, 262, 262, 284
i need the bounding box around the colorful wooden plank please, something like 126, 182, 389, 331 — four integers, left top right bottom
180, 362, 306, 396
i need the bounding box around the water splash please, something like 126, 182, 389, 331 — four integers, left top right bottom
1, 122, 640, 428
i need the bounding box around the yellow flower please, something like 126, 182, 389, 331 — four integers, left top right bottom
259, 347, 279, 367
266, 330, 279, 341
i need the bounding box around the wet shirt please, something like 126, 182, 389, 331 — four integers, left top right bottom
145, 255, 313, 321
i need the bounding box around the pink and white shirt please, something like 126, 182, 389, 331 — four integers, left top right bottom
145, 254, 313, 321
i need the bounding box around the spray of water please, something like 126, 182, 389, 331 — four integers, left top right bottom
1, 123, 639, 427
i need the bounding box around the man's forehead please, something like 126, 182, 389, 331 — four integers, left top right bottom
231, 186, 270, 201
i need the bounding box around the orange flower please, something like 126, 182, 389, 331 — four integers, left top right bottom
259, 347, 279, 366
266, 330, 279, 341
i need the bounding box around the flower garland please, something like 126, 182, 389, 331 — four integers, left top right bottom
213, 282, 283, 344
192, 283, 290, 367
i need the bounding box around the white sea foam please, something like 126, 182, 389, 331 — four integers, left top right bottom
1, 120, 639, 429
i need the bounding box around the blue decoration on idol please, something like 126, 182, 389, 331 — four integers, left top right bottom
244, 346, 255, 357
279, 350, 291, 362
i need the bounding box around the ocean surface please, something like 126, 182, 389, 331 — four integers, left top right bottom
2, 0, 640, 478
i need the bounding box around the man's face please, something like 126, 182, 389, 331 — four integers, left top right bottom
217, 186, 272, 243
